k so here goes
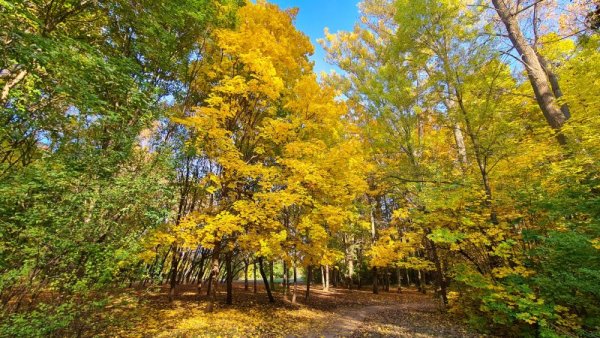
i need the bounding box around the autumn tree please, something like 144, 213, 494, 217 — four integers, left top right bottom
142, 1, 368, 309
324, 0, 600, 335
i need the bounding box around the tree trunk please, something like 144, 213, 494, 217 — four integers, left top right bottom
283, 261, 289, 301
305, 265, 312, 300
384, 267, 390, 292
168, 247, 181, 302
357, 254, 362, 290
157, 245, 172, 284
370, 201, 379, 294
176, 251, 190, 284
531, 0, 570, 121
269, 261, 275, 291
537, 53, 571, 120
455, 93, 499, 225
244, 259, 249, 291
418, 269, 426, 294
347, 253, 354, 290
205, 270, 213, 296
206, 250, 220, 312
324, 265, 330, 291
292, 264, 298, 303
331, 268, 335, 287
253, 260, 257, 293
492, 0, 568, 144
372, 267, 379, 294
258, 257, 275, 303
452, 123, 468, 168
226, 251, 233, 305
428, 237, 448, 305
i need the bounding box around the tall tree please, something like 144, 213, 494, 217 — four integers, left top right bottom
491, 0, 571, 143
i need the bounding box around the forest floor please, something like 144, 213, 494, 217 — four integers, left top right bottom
101, 283, 485, 337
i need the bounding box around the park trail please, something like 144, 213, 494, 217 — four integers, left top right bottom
115, 284, 489, 337
310, 289, 484, 338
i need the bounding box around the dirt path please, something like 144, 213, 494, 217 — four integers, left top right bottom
317, 304, 397, 337
313, 290, 482, 338
115, 284, 486, 337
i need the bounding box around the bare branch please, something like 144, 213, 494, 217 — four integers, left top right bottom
1, 69, 28, 104
513, 0, 545, 17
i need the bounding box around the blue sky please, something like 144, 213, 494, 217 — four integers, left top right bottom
269, 0, 361, 74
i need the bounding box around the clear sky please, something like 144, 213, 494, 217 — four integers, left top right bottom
268, 0, 361, 74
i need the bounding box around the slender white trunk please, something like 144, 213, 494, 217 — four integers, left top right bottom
325, 265, 330, 291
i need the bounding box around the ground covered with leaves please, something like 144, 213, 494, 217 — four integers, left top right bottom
100, 283, 485, 337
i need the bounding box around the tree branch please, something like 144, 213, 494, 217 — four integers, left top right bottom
513, 0, 545, 17
387, 174, 463, 186
1, 69, 28, 104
